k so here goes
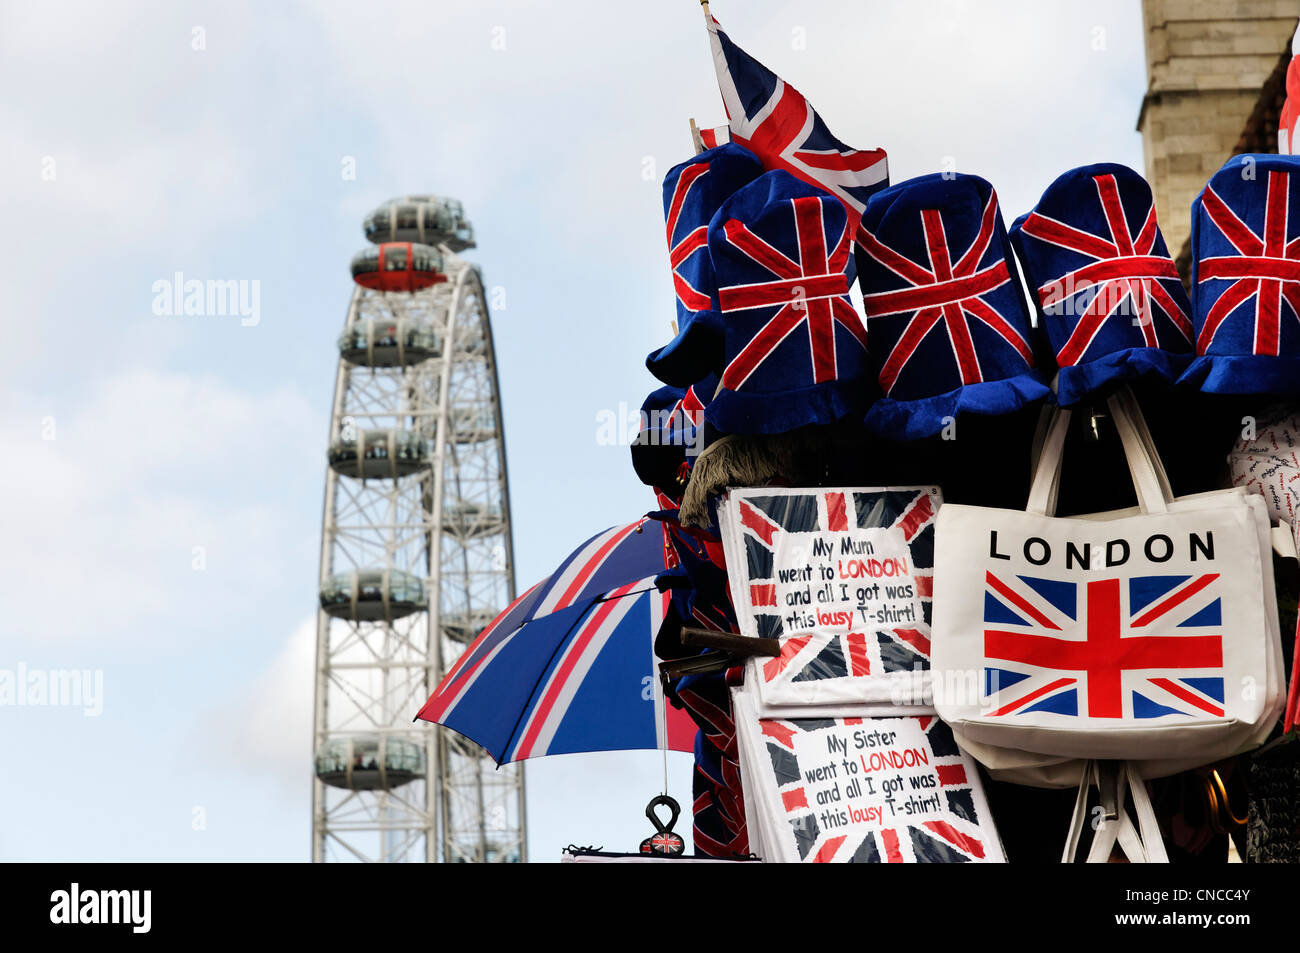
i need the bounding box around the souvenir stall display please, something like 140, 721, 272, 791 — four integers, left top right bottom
418, 4, 1300, 862
637, 8, 1299, 863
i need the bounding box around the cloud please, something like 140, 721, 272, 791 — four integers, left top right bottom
0, 370, 321, 645
208, 616, 317, 794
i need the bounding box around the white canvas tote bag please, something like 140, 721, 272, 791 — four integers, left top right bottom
932, 389, 1282, 762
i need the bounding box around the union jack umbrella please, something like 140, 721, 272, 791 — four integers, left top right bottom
416, 522, 698, 762
1010, 163, 1192, 407
702, 12, 888, 229
1180, 153, 1300, 395
705, 171, 871, 435
647, 145, 762, 388
857, 173, 1048, 441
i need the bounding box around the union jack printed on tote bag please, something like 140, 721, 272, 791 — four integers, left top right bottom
931, 395, 1283, 763
982, 571, 1226, 721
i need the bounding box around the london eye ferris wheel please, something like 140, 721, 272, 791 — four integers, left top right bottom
311, 196, 526, 862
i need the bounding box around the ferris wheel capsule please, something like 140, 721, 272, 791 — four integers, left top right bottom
441, 609, 498, 644
363, 195, 476, 251
351, 242, 448, 292
338, 318, 441, 367
450, 407, 495, 445
319, 569, 427, 622
328, 428, 430, 480
314, 735, 426, 791
441, 502, 504, 539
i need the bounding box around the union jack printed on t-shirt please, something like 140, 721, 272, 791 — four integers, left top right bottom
759, 714, 999, 863
737, 489, 936, 674
982, 571, 1227, 721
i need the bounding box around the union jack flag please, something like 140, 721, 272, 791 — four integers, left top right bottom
857, 174, 1037, 401
982, 571, 1227, 720
760, 715, 997, 862
695, 123, 729, 152
734, 488, 936, 692
1012, 165, 1192, 369
1194, 163, 1300, 357
709, 173, 869, 428
704, 14, 888, 226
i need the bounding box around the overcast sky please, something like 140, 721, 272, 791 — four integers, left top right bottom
0, 0, 1147, 861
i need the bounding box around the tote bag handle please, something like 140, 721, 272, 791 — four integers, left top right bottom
1109, 386, 1175, 504
1061, 760, 1168, 863
1027, 385, 1172, 517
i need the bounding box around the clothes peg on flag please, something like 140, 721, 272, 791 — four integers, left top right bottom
689, 118, 706, 155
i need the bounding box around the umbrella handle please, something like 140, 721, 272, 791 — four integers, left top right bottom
645, 794, 681, 834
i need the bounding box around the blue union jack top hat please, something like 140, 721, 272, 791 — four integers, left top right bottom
704, 170, 870, 435
1179, 153, 1300, 395
646, 143, 763, 387
1010, 163, 1193, 407
631, 384, 688, 494
857, 173, 1049, 441
630, 374, 715, 497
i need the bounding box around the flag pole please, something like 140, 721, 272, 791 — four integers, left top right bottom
695, 0, 713, 152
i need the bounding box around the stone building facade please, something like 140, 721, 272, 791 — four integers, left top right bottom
1137, 0, 1294, 260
